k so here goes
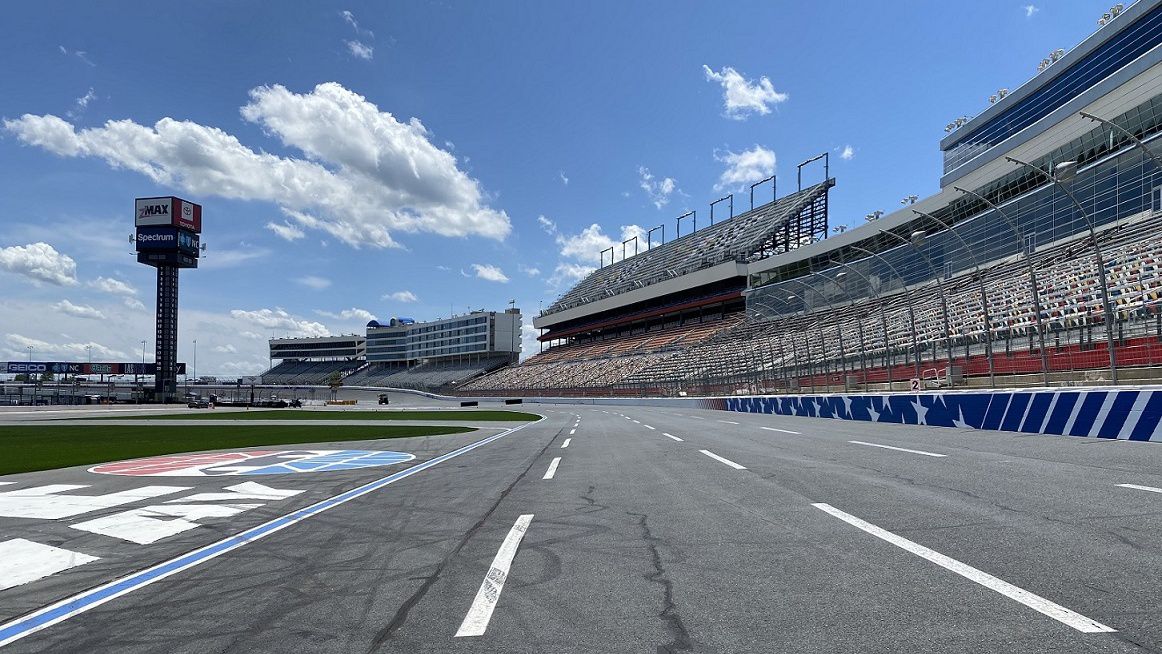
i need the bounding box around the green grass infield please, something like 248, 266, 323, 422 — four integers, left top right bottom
0, 424, 474, 476
99, 409, 539, 422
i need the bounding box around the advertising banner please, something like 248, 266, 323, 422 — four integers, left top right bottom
137, 251, 198, 269
5, 362, 186, 375
135, 197, 202, 233
135, 226, 200, 256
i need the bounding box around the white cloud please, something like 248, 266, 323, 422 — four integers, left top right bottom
315, 307, 376, 322
537, 215, 558, 236
295, 275, 331, 290
5, 333, 124, 361
0, 242, 78, 286
265, 221, 305, 241
471, 263, 509, 283
715, 145, 776, 191
547, 261, 595, 288
637, 166, 679, 209
702, 65, 788, 120
341, 10, 373, 36
229, 308, 329, 337
840, 145, 855, 161
53, 300, 105, 320
199, 246, 270, 269
520, 322, 541, 362
518, 264, 541, 277
58, 46, 95, 67
554, 223, 647, 266
123, 297, 146, 311
1024, 4, 1038, 17
89, 276, 136, 296
346, 40, 374, 60
559, 171, 569, 185
66, 88, 97, 119
383, 290, 418, 303
213, 344, 238, 354
4, 82, 511, 249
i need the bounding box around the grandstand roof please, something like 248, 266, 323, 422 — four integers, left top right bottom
541, 180, 835, 318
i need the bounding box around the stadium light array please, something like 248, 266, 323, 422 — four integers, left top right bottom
900, 195, 918, 206
864, 210, 884, 222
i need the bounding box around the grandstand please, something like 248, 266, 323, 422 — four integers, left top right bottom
463, 1, 1162, 396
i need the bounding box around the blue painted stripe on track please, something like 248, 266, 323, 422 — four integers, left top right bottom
0, 420, 538, 649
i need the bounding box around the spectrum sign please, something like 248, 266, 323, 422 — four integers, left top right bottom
136, 226, 200, 255
135, 196, 202, 233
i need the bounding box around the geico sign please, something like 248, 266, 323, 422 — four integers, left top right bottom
8, 363, 46, 373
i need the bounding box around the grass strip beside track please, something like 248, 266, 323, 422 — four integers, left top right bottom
0, 424, 474, 476
97, 410, 539, 422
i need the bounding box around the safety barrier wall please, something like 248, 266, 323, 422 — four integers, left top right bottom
723, 389, 1162, 441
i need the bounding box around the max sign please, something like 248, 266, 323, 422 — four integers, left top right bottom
134, 196, 202, 232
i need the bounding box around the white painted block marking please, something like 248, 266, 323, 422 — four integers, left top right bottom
0, 485, 191, 520
71, 503, 264, 545
699, 450, 746, 470
455, 514, 534, 637
632, 420, 641, 424
761, 427, 800, 435
165, 482, 304, 503
1117, 483, 1162, 494
717, 420, 740, 425
0, 539, 99, 591
663, 433, 683, 442
643, 425, 655, 430
848, 440, 946, 458
542, 457, 561, 480
561, 438, 571, 449
813, 503, 1115, 633
569, 429, 576, 435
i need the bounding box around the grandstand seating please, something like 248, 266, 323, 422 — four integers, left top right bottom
463, 208, 1162, 394
342, 355, 511, 390
543, 181, 834, 315
261, 360, 363, 385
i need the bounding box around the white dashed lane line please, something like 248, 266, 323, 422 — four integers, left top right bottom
761, 426, 801, 435
569, 429, 576, 435
643, 425, 655, 430
542, 457, 562, 480
1118, 483, 1162, 494
813, 503, 1114, 633
717, 420, 740, 425
848, 440, 946, 458
561, 438, 571, 449
699, 450, 746, 470
663, 433, 683, 442
455, 514, 535, 638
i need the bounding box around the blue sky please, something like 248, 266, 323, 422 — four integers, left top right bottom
0, 1, 1110, 374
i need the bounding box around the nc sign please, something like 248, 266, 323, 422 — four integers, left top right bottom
135, 196, 202, 232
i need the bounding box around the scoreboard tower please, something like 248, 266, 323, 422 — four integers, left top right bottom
134, 196, 202, 402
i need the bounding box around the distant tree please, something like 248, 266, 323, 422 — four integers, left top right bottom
327, 371, 343, 388
13, 373, 29, 383
39, 371, 54, 383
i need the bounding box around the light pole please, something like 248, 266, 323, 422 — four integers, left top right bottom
953, 185, 1051, 386
1079, 111, 1162, 171
806, 268, 869, 387
786, 277, 848, 390
912, 209, 996, 388
1005, 156, 1119, 384
782, 289, 829, 393
850, 245, 923, 382
26, 345, 33, 364
829, 261, 896, 388
878, 228, 956, 386
508, 300, 517, 364
192, 339, 197, 381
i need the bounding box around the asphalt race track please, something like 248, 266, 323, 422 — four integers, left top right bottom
3, 403, 1162, 653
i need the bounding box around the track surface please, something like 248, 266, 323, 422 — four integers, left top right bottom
3, 403, 1162, 653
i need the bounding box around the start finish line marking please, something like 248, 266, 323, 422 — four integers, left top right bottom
0, 422, 536, 650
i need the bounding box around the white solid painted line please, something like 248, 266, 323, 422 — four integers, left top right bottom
569, 429, 576, 435
1118, 483, 1162, 494
848, 440, 946, 458
542, 457, 562, 480
761, 427, 801, 435
561, 438, 571, 449
0, 539, 99, 591
699, 450, 746, 470
663, 433, 683, 442
717, 420, 740, 425
455, 514, 535, 637
813, 503, 1115, 633
688, 416, 705, 420
643, 424, 655, 430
